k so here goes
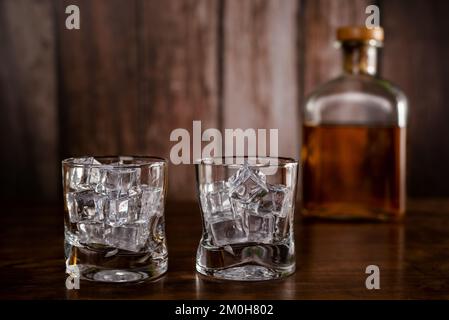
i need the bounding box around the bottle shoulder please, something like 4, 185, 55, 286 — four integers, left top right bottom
306, 75, 406, 103
304, 75, 408, 127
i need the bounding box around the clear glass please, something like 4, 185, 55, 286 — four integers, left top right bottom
195, 157, 298, 281
302, 41, 408, 220
62, 156, 168, 283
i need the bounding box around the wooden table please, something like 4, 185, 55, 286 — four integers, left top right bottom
1, 200, 449, 299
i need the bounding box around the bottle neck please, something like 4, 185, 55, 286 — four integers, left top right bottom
342, 42, 379, 76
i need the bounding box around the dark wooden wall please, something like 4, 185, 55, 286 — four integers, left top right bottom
381, 0, 449, 197
1, 0, 448, 203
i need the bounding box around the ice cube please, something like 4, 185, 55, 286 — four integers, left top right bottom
270, 184, 291, 216
274, 215, 290, 241
77, 221, 108, 245
230, 198, 273, 243
210, 216, 247, 246
228, 163, 268, 203
257, 184, 291, 217
247, 213, 274, 243
208, 190, 228, 213
88, 166, 101, 185
66, 190, 106, 223
140, 185, 162, 219
106, 222, 149, 252
230, 191, 277, 244
104, 192, 142, 227
105, 198, 129, 227
103, 185, 162, 227
69, 167, 87, 190
230, 196, 245, 217
201, 181, 231, 217
230, 197, 257, 226
68, 157, 102, 190
96, 167, 141, 197
205, 209, 234, 227
257, 193, 274, 215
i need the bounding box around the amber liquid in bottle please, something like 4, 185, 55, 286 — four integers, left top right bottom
302, 124, 405, 220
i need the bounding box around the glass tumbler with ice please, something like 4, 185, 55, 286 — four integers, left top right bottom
195, 157, 298, 281
62, 156, 168, 283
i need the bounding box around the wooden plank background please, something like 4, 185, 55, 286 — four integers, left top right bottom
223, 0, 299, 159
302, 0, 372, 95
0, 0, 448, 202
0, 0, 59, 201
381, 0, 449, 197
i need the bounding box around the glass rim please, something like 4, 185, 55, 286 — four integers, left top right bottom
196, 156, 298, 168
62, 155, 167, 168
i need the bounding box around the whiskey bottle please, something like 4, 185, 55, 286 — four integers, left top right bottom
302, 26, 407, 220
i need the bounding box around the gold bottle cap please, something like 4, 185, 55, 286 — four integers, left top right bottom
337, 26, 384, 42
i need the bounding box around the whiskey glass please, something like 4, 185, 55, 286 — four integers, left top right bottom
62, 156, 168, 283
195, 157, 298, 281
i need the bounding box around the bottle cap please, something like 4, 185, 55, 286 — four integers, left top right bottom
337, 26, 384, 42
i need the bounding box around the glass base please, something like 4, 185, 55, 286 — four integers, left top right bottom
196, 264, 294, 281
196, 241, 295, 281
78, 264, 167, 283
65, 242, 167, 283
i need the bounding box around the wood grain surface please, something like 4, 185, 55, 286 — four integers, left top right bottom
0, 0, 59, 201
223, 0, 299, 159
139, 0, 219, 200
1, 199, 449, 299
57, 0, 141, 156
302, 0, 372, 96
381, 0, 449, 198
